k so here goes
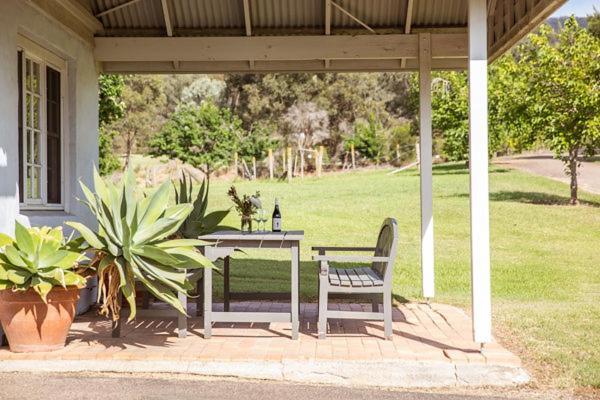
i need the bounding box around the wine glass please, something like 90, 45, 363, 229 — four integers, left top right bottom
253, 209, 262, 232
260, 209, 268, 232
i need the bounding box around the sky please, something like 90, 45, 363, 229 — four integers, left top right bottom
552, 0, 598, 17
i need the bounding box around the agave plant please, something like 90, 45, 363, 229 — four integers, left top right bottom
0, 223, 88, 301
174, 172, 233, 238
67, 168, 213, 322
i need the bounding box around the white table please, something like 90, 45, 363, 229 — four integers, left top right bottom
199, 230, 304, 340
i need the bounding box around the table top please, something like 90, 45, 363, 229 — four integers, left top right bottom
199, 230, 304, 242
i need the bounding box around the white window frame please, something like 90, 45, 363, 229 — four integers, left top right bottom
18, 36, 68, 211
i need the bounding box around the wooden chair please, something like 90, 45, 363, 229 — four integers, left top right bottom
313, 218, 398, 339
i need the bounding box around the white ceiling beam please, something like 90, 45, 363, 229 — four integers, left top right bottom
95, 0, 144, 18
96, 34, 467, 62
330, 1, 376, 34
243, 0, 252, 36
161, 0, 173, 36
101, 58, 467, 74
54, 0, 104, 32
401, 0, 414, 68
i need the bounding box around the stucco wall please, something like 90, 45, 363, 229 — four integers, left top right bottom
0, 0, 99, 234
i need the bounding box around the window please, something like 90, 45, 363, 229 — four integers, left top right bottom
17, 38, 66, 209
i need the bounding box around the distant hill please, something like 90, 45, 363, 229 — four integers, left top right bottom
545, 16, 588, 31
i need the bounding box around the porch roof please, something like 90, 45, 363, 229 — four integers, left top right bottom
46, 0, 565, 73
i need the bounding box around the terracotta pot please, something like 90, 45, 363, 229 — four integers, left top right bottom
0, 286, 80, 353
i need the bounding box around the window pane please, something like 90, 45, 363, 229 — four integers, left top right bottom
33, 131, 41, 164
32, 62, 40, 94
26, 129, 32, 163
25, 93, 31, 128
26, 166, 32, 199
33, 95, 40, 129
25, 59, 31, 91
46, 66, 61, 204
32, 166, 41, 199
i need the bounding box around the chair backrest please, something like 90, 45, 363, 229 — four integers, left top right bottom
371, 218, 399, 282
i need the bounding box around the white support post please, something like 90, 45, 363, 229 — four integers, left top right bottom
419, 33, 435, 299
468, 0, 492, 345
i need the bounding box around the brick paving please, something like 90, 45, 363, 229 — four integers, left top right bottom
0, 302, 521, 367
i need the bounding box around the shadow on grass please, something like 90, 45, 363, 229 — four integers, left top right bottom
448, 190, 600, 207
430, 163, 511, 176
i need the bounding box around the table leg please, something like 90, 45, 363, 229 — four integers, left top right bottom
178, 290, 187, 338
291, 242, 300, 340
196, 270, 204, 317
224, 256, 230, 312
204, 264, 213, 339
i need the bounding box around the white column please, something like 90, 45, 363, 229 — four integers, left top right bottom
419, 33, 435, 299
468, 0, 492, 344
0, 10, 19, 237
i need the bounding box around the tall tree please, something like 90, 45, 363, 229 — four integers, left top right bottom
149, 101, 242, 176
588, 7, 600, 38
110, 75, 166, 168
519, 18, 600, 204
98, 75, 124, 175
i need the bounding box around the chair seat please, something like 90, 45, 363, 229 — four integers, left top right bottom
328, 267, 384, 287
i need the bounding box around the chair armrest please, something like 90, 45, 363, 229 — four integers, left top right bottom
312, 254, 389, 263
311, 246, 376, 253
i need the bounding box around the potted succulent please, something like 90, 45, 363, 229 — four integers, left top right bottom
0, 223, 88, 352
67, 169, 214, 322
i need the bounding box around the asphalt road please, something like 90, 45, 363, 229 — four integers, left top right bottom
0, 372, 523, 400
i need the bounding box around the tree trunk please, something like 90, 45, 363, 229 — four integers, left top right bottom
568, 149, 578, 205
124, 133, 133, 170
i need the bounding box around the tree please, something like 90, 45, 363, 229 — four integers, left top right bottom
110, 75, 166, 168
347, 113, 386, 164
588, 7, 600, 38
149, 101, 242, 176
519, 18, 600, 204
98, 75, 124, 175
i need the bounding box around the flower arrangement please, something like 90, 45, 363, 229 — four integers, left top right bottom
227, 186, 261, 232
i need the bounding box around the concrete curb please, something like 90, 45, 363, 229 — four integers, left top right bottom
0, 359, 529, 388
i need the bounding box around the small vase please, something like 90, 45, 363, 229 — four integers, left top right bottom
241, 215, 253, 233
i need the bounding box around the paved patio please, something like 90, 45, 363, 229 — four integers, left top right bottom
0, 302, 528, 387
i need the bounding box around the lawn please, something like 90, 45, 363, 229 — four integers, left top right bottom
191, 163, 599, 389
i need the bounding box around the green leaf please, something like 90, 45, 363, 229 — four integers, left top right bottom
66, 222, 105, 249
131, 245, 181, 266
0, 233, 14, 248
7, 269, 30, 284
3, 246, 28, 268
154, 239, 206, 248
138, 180, 172, 228
31, 276, 53, 303
14, 222, 34, 255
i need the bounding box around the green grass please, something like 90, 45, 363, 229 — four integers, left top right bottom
196, 163, 599, 389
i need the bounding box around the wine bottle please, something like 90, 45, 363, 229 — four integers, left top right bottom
272, 198, 282, 232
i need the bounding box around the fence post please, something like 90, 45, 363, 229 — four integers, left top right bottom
233, 152, 239, 177
317, 146, 324, 177
350, 143, 356, 169
286, 146, 293, 183
268, 148, 274, 180
252, 156, 257, 180
300, 149, 305, 179
396, 143, 401, 163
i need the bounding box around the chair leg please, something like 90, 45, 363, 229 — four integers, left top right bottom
383, 289, 393, 340
318, 269, 328, 339
196, 271, 204, 317
371, 295, 379, 313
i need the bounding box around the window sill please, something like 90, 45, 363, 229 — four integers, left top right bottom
20, 210, 80, 228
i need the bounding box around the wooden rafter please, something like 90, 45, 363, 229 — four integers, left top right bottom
325, 0, 332, 35
161, 0, 173, 36
330, 1, 376, 34
243, 0, 252, 36
95, 0, 144, 18
401, 0, 414, 68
